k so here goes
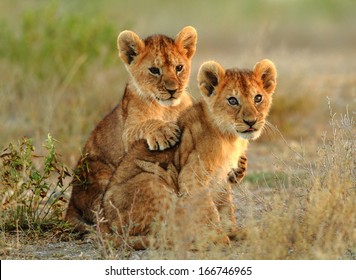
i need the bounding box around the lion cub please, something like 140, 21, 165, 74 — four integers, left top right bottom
65, 27, 197, 232
103, 59, 277, 248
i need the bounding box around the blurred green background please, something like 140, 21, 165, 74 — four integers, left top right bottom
1, 0, 355, 166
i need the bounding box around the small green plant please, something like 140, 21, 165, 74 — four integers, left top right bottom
0, 134, 71, 231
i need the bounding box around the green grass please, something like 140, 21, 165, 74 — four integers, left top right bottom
0, 3, 118, 80
245, 171, 289, 186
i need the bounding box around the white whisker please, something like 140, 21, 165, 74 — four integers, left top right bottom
259, 120, 279, 139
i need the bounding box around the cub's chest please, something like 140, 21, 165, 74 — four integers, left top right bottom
202, 137, 248, 175
126, 99, 181, 121
226, 138, 248, 168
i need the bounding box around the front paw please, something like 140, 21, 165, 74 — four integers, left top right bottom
227, 168, 245, 184
228, 154, 247, 183
146, 122, 181, 151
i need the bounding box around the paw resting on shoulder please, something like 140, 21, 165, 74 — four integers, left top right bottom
145, 121, 181, 151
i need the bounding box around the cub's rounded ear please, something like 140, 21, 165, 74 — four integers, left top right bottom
175, 26, 197, 59
198, 61, 225, 97
117, 30, 145, 65
253, 59, 277, 94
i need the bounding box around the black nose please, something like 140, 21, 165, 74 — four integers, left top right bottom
167, 89, 177, 95
243, 119, 257, 127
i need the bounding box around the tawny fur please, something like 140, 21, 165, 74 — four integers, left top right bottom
102, 59, 277, 249
65, 27, 197, 232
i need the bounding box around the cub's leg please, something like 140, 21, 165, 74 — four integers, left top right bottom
213, 183, 236, 236
65, 157, 114, 233
217, 153, 248, 240
214, 183, 247, 241
227, 153, 248, 184
177, 191, 231, 248
177, 162, 230, 247
102, 163, 177, 249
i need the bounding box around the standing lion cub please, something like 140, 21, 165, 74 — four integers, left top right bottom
65, 27, 197, 232
102, 59, 277, 249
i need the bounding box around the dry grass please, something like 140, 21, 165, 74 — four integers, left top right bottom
0, 0, 355, 259
231, 106, 355, 260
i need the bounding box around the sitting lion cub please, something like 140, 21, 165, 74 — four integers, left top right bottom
65, 27, 197, 232
102, 59, 277, 248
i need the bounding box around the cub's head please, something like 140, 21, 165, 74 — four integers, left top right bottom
118, 26, 197, 107
198, 59, 277, 140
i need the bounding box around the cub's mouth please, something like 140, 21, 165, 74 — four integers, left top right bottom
155, 91, 183, 106
241, 127, 257, 133
237, 127, 262, 140
156, 96, 178, 101
156, 95, 182, 107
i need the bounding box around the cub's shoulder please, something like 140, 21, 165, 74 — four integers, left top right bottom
178, 101, 205, 134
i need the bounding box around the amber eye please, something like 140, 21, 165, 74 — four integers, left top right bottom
254, 94, 263, 104
227, 97, 239, 106
176, 65, 183, 73
149, 67, 160, 75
